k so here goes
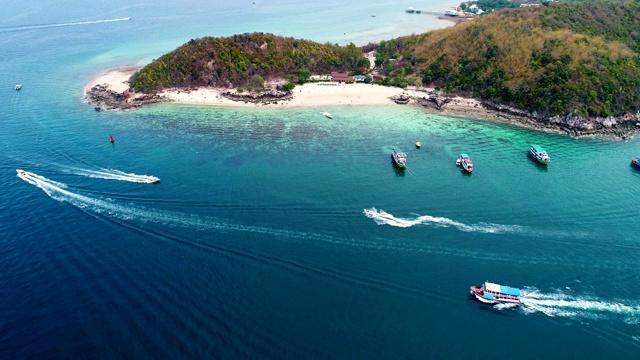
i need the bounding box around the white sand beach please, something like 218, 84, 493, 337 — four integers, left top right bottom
86, 67, 503, 122
87, 67, 427, 107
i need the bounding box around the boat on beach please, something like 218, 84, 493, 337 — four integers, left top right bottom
391, 148, 407, 168
456, 153, 473, 172
470, 281, 521, 304
529, 144, 550, 165
322, 112, 333, 119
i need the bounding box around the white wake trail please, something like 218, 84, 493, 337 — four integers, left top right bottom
519, 288, 640, 319
363, 207, 528, 234
0, 17, 130, 32
63, 166, 160, 183
16, 170, 347, 244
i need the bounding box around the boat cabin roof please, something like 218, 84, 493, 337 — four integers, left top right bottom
460, 153, 470, 159
485, 282, 520, 297
531, 145, 546, 153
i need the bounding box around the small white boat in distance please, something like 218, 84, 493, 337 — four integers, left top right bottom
15, 84, 22, 90
323, 112, 333, 119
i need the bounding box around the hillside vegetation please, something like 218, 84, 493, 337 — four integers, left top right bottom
379, 1, 640, 117
131, 1, 640, 118
131, 32, 368, 93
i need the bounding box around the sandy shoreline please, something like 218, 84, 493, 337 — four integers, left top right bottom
84, 68, 640, 139
83, 68, 544, 129
87, 68, 432, 108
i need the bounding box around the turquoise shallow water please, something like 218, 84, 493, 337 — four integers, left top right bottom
2, 1, 640, 358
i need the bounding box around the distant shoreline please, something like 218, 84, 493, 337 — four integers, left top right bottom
85, 68, 640, 139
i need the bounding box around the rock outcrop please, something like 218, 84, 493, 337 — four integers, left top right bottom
85, 84, 168, 110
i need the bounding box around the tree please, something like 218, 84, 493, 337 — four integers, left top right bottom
298, 68, 311, 81
250, 74, 265, 89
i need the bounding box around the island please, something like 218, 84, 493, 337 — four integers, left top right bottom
86, 1, 640, 139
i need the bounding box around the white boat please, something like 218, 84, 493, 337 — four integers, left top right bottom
456, 153, 473, 172
15, 84, 22, 90
470, 281, 521, 304
391, 148, 407, 168
406, 7, 415, 13
322, 112, 333, 119
529, 144, 550, 165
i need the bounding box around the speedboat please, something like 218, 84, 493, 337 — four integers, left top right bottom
470, 281, 521, 304
415, 142, 421, 149
456, 153, 473, 172
392, 148, 407, 168
16, 169, 30, 180
322, 112, 333, 119
631, 157, 640, 169
15, 84, 22, 90
529, 144, 550, 165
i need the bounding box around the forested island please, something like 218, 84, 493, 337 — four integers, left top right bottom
90, 1, 640, 138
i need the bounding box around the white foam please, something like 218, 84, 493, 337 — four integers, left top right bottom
62, 166, 159, 183
520, 287, 640, 319
0, 17, 130, 32
363, 207, 527, 234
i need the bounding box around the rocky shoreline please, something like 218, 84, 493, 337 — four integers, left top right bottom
86, 81, 640, 139
85, 84, 293, 110
411, 93, 640, 140
85, 84, 168, 111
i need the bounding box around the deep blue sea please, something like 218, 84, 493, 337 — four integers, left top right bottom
2, 1, 640, 358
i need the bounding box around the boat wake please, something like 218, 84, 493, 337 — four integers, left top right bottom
0, 17, 130, 33
62, 166, 160, 183
15, 170, 346, 243
363, 207, 528, 235
519, 288, 640, 320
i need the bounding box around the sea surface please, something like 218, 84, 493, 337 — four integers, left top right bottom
2, 1, 640, 358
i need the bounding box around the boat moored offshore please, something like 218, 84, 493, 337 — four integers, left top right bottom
391, 148, 407, 168
631, 157, 640, 169
529, 144, 550, 165
456, 153, 473, 172
470, 281, 521, 304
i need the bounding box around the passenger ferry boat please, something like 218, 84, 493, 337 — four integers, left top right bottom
631, 157, 640, 169
529, 144, 551, 165
456, 153, 473, 172
470, 281, 521, 304
391, 148, 407, 168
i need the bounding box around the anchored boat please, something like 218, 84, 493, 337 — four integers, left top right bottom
391, 148, 407, 168
322, 112, 333, 119
470, 281, 521, 304
631, 157, 640, 169
529, 144, 550, 165
456, 153, 473, 172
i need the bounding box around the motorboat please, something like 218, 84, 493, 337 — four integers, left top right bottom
529, 144, 550, 165
632, 157, 640, 169
322, 112, 333, 119
470, 281, 521, 304
456, 153, 473, 172
391, 148, 407, 168
15, 84, 22, 90
415, 142, 421, 149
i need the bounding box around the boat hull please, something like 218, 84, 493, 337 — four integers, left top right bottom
469, 284, 521, 305
529, 148, 550, 165
391, 154, 406, 168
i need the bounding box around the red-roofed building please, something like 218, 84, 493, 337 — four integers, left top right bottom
331, 72, 353, 82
